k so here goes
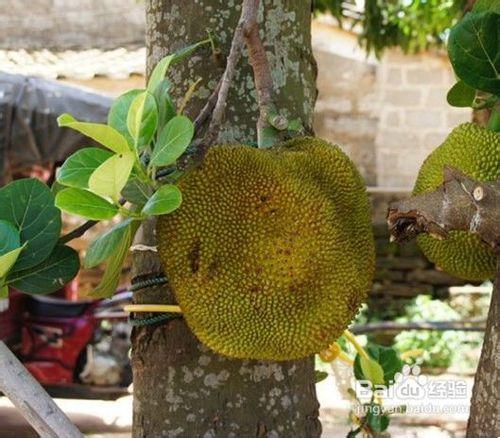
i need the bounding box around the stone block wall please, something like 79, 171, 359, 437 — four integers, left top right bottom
374, 50, 471, 187
313, 23, 379, 185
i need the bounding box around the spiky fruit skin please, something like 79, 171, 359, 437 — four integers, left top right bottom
413, 123, 500, 281
157, 137, 375, 361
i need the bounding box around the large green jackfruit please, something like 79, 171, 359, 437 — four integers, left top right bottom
157, 137, 375, 360
413, 123, 499, 281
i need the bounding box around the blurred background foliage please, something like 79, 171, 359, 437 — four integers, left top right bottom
313, 0, 467, 56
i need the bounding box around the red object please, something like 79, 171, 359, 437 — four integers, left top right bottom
21, 311, 95, 385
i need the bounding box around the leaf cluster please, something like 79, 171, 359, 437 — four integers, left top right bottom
446, 0, 499, 131
314, 0, 466, 57
0, 41, 207, 298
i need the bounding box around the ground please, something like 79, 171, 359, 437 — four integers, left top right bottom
0, 373, 470, 437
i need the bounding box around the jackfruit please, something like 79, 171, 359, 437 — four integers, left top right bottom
413, 123, 499, 281
157, 137, 375, 361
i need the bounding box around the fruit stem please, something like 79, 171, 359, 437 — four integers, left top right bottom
343, 329, 371, 361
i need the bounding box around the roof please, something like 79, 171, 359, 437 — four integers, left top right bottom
0, 47, 146, 80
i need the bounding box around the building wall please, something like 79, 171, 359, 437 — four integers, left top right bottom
0, 0, 145, 49
374, 50, 471, 187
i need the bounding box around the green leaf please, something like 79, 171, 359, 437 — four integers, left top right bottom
473, 0, 500, 13
446, 80, 477, 107
147, 40, 209, 93
0, 178, 61, 272
0, 246, 24, 278
88, 152, 135, 201
142, 184, 182, 216
0, 283, 7, 299
359, 355, 385, 387
108, 89, 143, 146
6, 245, 79, 295
0, 220, 20, 256
121, 177, 153, 207
154, 80, 177, 133
448, 11, 500, 95
366, 410, 390, 432
57, 147, 114, 189
55, 188, 118, 220
84, 219, 135, 268
150, 116, 194, 167
126, 91, 158, 150
57, 113, 130, 154
354, 344, 404, 387
315, 370, 329, 383
89, 221, 139, 298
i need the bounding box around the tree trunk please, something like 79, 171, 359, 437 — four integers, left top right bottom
467, 257, 499, 438
132, 1, 320, 437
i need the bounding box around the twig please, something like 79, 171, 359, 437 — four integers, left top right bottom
193, 78, 222, 136
197, 10, 247, 157
59, 220, 97, 244
240, 0, 280, 148
387, 166, 500, 253
59, 197, 127, 244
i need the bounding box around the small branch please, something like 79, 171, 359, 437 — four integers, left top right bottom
193, 78, 222, 136
387, 166, 500, 253
240, 0, 279, 147
197, 12, 247, 158
59, 220, 98, 244
59, 198, 127, 244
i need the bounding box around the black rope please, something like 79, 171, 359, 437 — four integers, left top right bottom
130, 276, 169, 292
128, 312, 181, 327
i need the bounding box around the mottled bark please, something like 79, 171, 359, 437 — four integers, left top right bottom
132, 1, 320, 437
466, 258, 499, 438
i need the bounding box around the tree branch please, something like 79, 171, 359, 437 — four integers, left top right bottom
241, 0, 285, 148
387, 166, 500, 253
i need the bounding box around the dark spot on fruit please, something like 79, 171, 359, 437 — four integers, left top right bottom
188, 238, 201, 273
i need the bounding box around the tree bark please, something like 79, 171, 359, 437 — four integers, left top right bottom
132, 2, 320, 437
466, 257, 499, 438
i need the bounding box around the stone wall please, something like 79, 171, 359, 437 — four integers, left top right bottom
0, 0, 145, 49
374, 50, 471, 187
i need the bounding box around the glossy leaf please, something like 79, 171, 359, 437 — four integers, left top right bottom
57, 113, 130, 154
473, 0, 500, 13
121, 177, 153, 207
354, 344, 403, 387
366, 411, 390, 432
142, 184, 182, 216
84, 219, 134, 268
57, 147, 114, 189
0, 220, 20, 256
108, 89, 143, 146
0, 246, 24, 278
0, 178, 61, 272
154, 79, 177, 133
147, 40, 208, 93
149, 116, 194, 166
448, 11, 500, 95
55, 188, 118, 220
88, 152, 135, 201
89, 221, 139, 298
127, 91, 158, 149
7, 245, 79, 295
0, 283, 7, 299
447, 80, 476, 107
